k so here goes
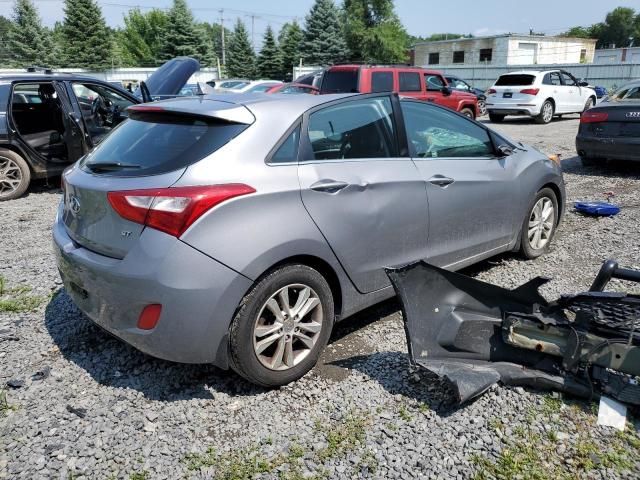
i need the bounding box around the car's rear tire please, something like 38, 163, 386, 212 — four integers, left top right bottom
477, 100, 487, 116
489, 113, 505, 123
460, 107, 475, 119
0, 149, 31, 201
229, 264, 334, 387
520, 188, 558, 259
535, 100, 554, 124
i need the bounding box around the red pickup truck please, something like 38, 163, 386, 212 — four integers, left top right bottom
319, 65, 478, 118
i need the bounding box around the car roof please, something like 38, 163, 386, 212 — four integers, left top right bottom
0, 72, 111, 83
499, 70, 567, 76
139, 92, 356, 122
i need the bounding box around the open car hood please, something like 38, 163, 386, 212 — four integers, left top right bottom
387, 261, 640, 406
134, 57, 200, 100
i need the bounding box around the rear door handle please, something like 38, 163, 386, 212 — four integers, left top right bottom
429, 175, 454, 187
310, 179, 350, 193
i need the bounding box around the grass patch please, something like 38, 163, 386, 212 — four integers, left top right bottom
316, 410, 370, 462
474, 401, 640, 479
0, 390, 17, 416
184, 446, 273, 479
0, 276, 43, 313
128, 471, 150, 480
398, 404, 413, 422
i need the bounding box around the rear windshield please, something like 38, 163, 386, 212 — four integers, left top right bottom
608, 85, 640, 101
80, 114, 248, 176
320, 70, 359, 93
495, 74, 535, 86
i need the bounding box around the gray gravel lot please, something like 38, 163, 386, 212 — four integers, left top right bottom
2, 114, 640, 479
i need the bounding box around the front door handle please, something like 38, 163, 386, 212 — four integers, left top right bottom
429, 175, 454, 187
310, 179, 350, 193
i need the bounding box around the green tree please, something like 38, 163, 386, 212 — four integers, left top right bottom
0, 16, 12, 66
198, 22, 230, 67
562, 26, 593, 39
301, 0, 349, 66
119, 8, 168, 66
279, 21, 303, 80
343, 0, 408, 63
159, 0, 200, 61
599, 7, 637, 48
226, 19, 256, 78
7, 0, 50, 67
257, 26, 282, 79
61, 0, 113, 69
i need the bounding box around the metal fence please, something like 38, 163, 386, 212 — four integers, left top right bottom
293, 63, 640, 91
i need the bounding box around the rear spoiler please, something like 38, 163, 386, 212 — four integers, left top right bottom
127, 101, 255, 125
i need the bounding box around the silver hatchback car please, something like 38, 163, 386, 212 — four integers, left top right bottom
53, 92, 565, 386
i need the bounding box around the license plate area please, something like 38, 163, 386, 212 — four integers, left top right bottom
503, 92, 513, 98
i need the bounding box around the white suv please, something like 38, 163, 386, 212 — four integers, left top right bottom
486, 70, 597, 124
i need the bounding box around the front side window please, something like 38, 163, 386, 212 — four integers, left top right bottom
561, 72, 577, 86
306, 97, 396, 161
399, 72, 421, 92
401, 101, 494, 159
448, 77, 469, 90
371, 72, 393, 93
425, 74, 445, 92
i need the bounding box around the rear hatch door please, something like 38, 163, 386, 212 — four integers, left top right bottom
134, 57, 200, 101
62, 99, 254, 259
489, 74, 537, 103
584, 102, 640, 138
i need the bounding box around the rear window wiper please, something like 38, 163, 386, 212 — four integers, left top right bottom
85, 162, 142, 172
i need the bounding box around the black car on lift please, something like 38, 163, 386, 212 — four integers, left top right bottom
576, 79, 640, 166
443, 75, 488, 116
0, 57, 199, 200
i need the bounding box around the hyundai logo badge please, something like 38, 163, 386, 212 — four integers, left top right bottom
69, 195, 81, 214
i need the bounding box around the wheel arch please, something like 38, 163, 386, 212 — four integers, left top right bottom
0, 143, 32, 173
540, 181, 563, 222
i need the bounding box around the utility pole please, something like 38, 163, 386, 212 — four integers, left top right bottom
219, 9, 226, 67
246, 14, 260, 50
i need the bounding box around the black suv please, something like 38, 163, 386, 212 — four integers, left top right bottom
443, 75, 488, 116
0, 58, 198, 200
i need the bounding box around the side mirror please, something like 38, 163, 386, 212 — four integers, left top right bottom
497, 144, 513, 157
578, 81, 589, 87
441, 86, 452, 96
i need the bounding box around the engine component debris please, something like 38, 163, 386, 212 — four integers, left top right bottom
387, 259, 640, 405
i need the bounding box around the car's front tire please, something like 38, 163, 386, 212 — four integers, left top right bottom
460, 107, 475, 119
520, 188, 558, 259
0, 149, 31, 201
229, 264, 334, 387
535, 100, 554, 124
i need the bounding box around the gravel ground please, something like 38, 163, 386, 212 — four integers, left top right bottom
2, 114, 640, 480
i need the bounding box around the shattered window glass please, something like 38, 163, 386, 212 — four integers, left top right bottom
401, 101, 494, 158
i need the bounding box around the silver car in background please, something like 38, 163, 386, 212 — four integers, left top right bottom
53, 93, 565, 387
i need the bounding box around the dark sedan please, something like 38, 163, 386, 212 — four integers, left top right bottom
444, 75, 487, 116
576, 80, 640, 165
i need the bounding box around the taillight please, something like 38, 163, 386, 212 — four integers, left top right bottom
107, 184, 255, 237
581, 110, 609, 124
520, 88, 539, 96
488, 88, 497, 94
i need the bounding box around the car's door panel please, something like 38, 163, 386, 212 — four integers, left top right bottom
560, 71, 581, 112
298, 96, 429, 293
401, 101, 519, 268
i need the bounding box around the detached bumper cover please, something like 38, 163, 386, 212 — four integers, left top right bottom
387, 261, 640, 405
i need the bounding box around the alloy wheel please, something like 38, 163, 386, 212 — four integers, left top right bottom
0, 156, 22, 198
542, 102, 553, 123
252, 284, 323, 371
528, 197, 555, 250
478, 100, 487, 116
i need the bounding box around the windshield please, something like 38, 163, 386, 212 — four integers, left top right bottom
608, 84, 640, 101
495, 74, 535, 86
81, 114, 248, 176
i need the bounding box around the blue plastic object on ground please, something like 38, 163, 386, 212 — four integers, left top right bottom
574, 201, 620, 216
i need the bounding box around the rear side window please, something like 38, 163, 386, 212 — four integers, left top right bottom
399, 72, 421, 92
270, 125, 300, 163
495, 74, 535, 86
321, 70, 359, 93
543, 73, 561, 86
371, 72, 393, 92
81, 114, 248, 176
306, 97, 396, 160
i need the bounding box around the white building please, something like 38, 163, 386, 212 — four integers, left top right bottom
412, 34, 597, 67
594, 47, 640, 64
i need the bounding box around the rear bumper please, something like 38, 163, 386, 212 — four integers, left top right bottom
486, 106, 540, 116
52, 207, 252, 366
576, 135, 640, 162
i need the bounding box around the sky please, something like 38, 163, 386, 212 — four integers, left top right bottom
3, 0, 640, 41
